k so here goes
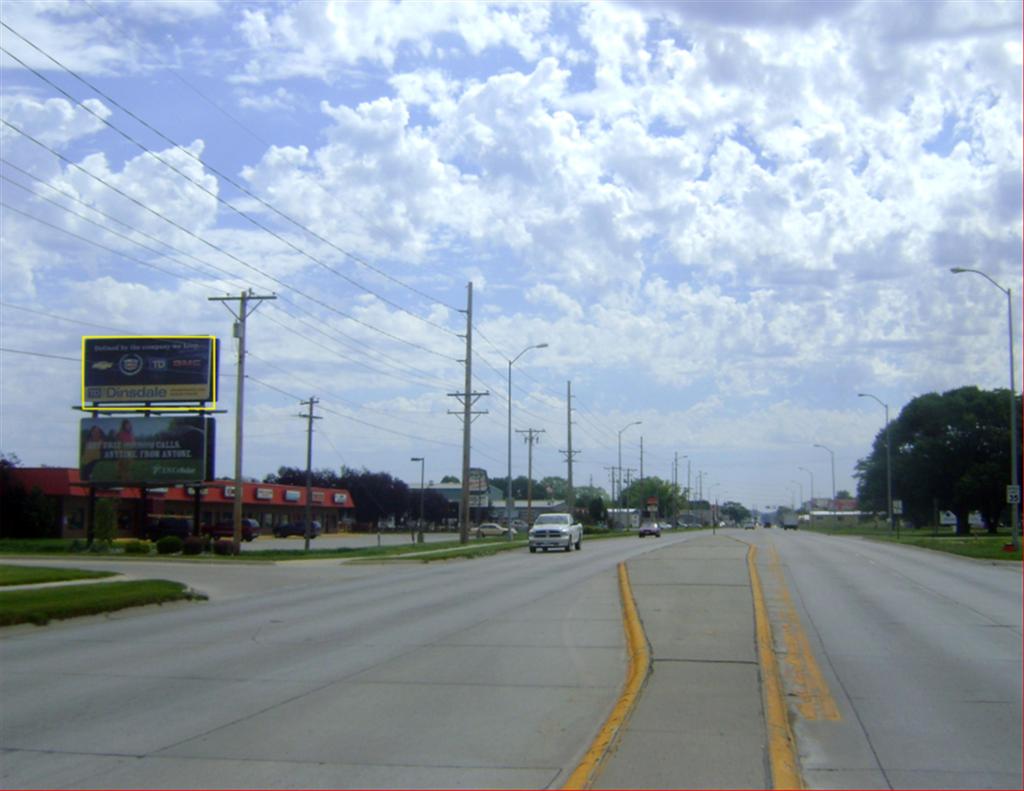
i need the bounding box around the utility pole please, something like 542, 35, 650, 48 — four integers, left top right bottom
517, 428, 544, 525
298, 396, 320, 552
640, 436, 644, 482
448, 282, 487, 545
209, 289, 275, 553
559, 381, 580, 516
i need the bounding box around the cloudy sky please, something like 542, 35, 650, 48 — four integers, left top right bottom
1, 0, 1021, 512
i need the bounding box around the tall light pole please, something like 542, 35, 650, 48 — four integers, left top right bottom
790, 480, 803, 510
798, 466, 814, 508
618, 421, 642, 507
858, 393, 894, 535
813, 443, 836, 525
411, 457, 425, 544
951, 267, 1020, 551
507, 343, 547, 540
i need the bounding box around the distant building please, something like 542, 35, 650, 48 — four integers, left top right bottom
6, 467, 355, 539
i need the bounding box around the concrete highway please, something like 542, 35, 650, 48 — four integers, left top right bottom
749, 528, 1022, 790
0, 532, 695, 789
1, 528, 1021, 789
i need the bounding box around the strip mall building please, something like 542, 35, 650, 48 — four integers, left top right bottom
8, 467, 356, 539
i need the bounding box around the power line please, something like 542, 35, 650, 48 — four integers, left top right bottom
1, 120, 459, 361
0, 25, 461, 324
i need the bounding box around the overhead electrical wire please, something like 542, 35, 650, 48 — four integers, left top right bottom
0, 25, 461, 323
0, 120, 459, 362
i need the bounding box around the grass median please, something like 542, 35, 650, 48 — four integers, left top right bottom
0, 564, 118, 586
798, 523, 1022, 561
0, 580, 205, 626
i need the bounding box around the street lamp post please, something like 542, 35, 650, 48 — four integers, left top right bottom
790, 480, 803, 510
858, 392, 895, 537
951, 267, 1020, 551
410, 457, 425, 544
813, 444, 836, 527
617, 421, 642, 509
798, 466, 814, 508
507, 343, 548, 540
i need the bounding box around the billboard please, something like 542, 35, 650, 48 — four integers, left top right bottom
82, 336, 217, 408
80, 416, 211, 485
468, 467, 488, 493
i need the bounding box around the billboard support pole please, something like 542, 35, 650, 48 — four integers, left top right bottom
210, 290, 276, 553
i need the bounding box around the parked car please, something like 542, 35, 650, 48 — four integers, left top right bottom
528, 513, 583, 553
744, 521, 756, 530
510, 519, 529, 532
203, 518, 261, 542
638, 521, 662, 537
273, 521, 322, 538
143, 516, 191, 541
475, 523, 517, 538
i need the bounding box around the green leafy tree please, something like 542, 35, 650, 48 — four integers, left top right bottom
93, 498, 118, 546
440, 475, 460, 483
588, 497, 607, 523
719, 501, 751, 524
338, 469, 411, 524
264, 466, 342, 487
855, 386, 1021, 535
621, 476, 684, 518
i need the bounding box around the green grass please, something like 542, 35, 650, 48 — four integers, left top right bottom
0, 565, 116, 586
873, 535, 1022, 561
799, 522, 1022, 561
0, 580, 205, 626
0, 539, 78, 554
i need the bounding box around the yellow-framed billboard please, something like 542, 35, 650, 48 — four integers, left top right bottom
81, 335, 218, 410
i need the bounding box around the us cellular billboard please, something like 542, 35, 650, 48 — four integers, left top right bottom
82, 336, 218, 408
79, 416, 214, 485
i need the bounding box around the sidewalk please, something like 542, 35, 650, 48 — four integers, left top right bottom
592, 535, 769, 789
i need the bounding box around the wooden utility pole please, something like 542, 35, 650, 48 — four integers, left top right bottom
448, 282, 487, 544
298, 396, 320, 552
209, 289, 275, 553
559, 381, 580, 516
517, 428, 544, 525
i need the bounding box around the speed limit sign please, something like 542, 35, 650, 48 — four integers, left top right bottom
1008, 485, 1021, 505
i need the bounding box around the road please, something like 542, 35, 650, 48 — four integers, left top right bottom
0, 532, 694, 789
749, 528, 1022, 789
2, 529, 1021, 789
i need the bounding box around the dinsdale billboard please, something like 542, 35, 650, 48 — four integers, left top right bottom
80, 416, 214, 485
82, 336, 217, 407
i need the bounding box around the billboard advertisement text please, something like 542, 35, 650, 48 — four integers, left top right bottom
80, 416, 210, 485
83, 336, 217, 407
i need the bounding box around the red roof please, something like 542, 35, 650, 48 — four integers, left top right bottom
7, 468, 355, 509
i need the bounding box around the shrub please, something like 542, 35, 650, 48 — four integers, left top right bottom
182, 536, 204, 556
213, 538, 236, 556
124, 540, 151, 555
584, 525, 610, 535
93, 498, 118, 546
156, 536, 183, 555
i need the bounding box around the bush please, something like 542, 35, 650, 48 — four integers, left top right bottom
156, 536, 183, 555
123, 540, 151, 555
213, 538, 236, 556
182, 536, 204, 556
93, 498, 118, 546
584, 525, 611, 535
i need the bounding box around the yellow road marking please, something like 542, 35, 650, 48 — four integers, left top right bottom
767, 545, 841, 722
748, 544, 805, 789
563, 562, 650, 790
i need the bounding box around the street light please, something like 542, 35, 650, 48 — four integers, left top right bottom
951, 267, 1020, 550
790, 480, 803, 510
858, 392, 895, 537
797, 466, 814, 507
618, 421, 642, 507
507, 343, 548, 540
813, 443, 836, 525
410, 457, 425, 544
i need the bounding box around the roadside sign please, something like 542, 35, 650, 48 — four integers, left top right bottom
892, 499, 903, 515
1007, 485, 1020, 505
79, 415, 210, 484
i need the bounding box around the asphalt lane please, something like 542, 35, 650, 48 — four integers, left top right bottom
750, 529, 1023, 790
0, 531, 700, 789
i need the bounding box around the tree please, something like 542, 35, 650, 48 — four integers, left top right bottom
855, 386, 1021, 535
588, 497, 607, 523
93, 498, 118, 546
719, 501, 751, 524
264, 466, 342, 487
836, 490, 852, 500
338, 468, 411, 525
620, 476, 684, 519
440, 475, 460, 483
0, 454, 56, 539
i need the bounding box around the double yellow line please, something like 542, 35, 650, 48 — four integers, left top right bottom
566, 542, 830, 789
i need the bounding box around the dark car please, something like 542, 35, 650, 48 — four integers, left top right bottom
273, 521, 322, 538
143, 516, 191, 541
638, 522, 662, 537
203, 518, 261, 542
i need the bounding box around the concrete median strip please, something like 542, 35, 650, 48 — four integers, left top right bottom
567, 535, 805, 790
563, 562, 650, 790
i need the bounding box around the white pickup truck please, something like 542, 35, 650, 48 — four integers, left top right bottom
528, 513, 583, 553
